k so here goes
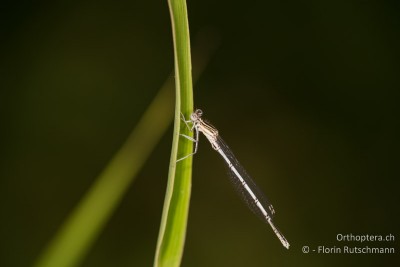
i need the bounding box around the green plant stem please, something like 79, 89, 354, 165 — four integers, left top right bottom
154, 0, 194, 266
34, 9, 214, 267
33, 29, 217, 267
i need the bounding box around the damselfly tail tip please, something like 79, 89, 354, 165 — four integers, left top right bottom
282, 239, 290, 249
267, 219, 290, 249
276, 230, 290, 249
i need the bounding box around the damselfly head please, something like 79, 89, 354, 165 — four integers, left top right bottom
191, 109, 203, 121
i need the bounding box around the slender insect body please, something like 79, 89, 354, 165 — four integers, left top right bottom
179, 109, 290, 249
194, 120, 219, 148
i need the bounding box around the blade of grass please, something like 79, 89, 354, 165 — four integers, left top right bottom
154, 0, 194, 267
33, 80, 174, 267
33, 28, 218, 267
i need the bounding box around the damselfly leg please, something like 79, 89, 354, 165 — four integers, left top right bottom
177, 112, 200, 162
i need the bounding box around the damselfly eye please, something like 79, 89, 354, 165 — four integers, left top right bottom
191, 109, 203, 120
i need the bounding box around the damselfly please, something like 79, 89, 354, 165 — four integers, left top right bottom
178, 109, 290, 249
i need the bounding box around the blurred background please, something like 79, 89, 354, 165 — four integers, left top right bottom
1, 0, 399, 266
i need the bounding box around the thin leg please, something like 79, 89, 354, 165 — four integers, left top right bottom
177, 127, 199, 162
181, 112, 193, 131
180, 134, 197, 142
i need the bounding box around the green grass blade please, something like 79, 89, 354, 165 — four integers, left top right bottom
33, 27, 217, 266
154, 0, 194, 266
33, 82, 174, 267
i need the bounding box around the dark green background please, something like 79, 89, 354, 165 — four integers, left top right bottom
1, 0, 399, 266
